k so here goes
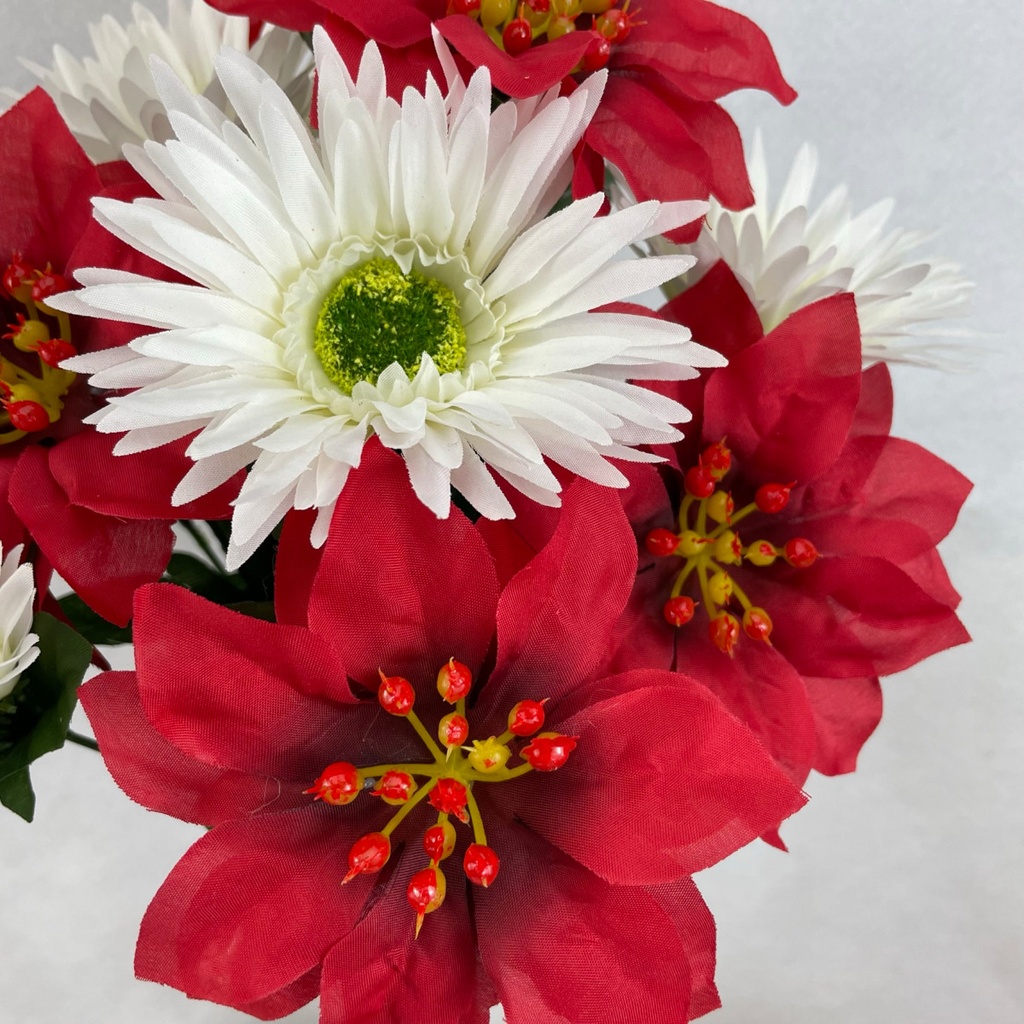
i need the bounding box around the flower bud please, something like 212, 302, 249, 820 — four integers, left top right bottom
370, 770, 417, 805
464, 844, 501, 887
644, 527, 679, 557
502, 14, 533, 55
423, 820, 457, 862
304, 761, 361, 805
707, 570, 732, 605
663, 595, 695, 627
521, 732, 578, 771
6, 400, 50, 433
742, 607, 773, 643
745, 540, 778, 566
480, 0, 514, 27
783, 537, 818, 569
684, 465, 715, 499
507, 699, 546, 737
713, 530, 742, 565
677, 530, 710, 557
707, 490, 734, 524
436, 658, 472, 704
438, 711, 469, 749
2, 256, 36, 302
701, 440, 732, 479
342, 832, 391, 883
3, 315, 49, 352
378, 670, 415, 715
408, 866, 447, 936
35, 338, 77, 368
429, 777, 469, 822
31, 267, 71, 304
755, 482, 794, 514
708, 613, 740, 656
467, 737, 511, 774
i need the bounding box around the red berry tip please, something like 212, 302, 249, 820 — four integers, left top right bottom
503, 9, 533, 55
783, 537, 818, 569
378, 669, 415, 715
581, 30, 612, 71
407, 866, 446, 934
35, 338, 77, 367
429, 777, 470, 822
663, 595, 696, 627
684, 465, 716, 499
742, 607, 773, 643
438, 711, 470, 750
2, 255, 36, 299
464, 844, 500, 887
370, 770, 416, 804
755, 482, 795, 514
343, 832, 391, 883
6, 400, 50, 433
423, 820, 457, 862
507, 699, 546, 737
645, 527, 680, 557
436, 658, 473, 704
521, 732, 578, 771
31, 267, 71, 303
304, 761, 361, 805
708, 613, 740, 656
701, 439, 732, 479
447, 0, 480, 12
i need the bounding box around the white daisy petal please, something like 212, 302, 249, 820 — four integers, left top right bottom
63, 34, 721, 563
0, 545, 40, 704
636, 133, 973, 368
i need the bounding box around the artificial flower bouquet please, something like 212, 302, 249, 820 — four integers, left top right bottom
0, 1, 972, 1021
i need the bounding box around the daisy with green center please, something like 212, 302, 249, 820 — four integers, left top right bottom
53, 28, 721, 569
24, 0, 313, 163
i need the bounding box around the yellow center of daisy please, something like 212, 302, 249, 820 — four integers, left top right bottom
313, 257, 467, 393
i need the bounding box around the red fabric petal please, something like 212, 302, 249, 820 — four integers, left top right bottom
47, 429, 241, 521
803, 674, 883, 776
703, 294, 863, 483
308, 442, 499, 689
325, 0, 439, 48
477, 817, 694, 1024
0, 451, 28, 553
612, 0, 796, 106
0, 90, 100, 271
9, 447, 172, 626
676, 642, 816, 787
437, 16, 592, 97
205, 0, 324, 31
274, 508, 323, 627
489, 672, 806, 882
849, 362, 894, 438
320, 842, 489, 1024
646, 878, 720, 1018
766, 556, 970, 677
133, 583, 362, 780
477, 479, 637, 724
80, 671, 307, 826
135, 804, 374, 1012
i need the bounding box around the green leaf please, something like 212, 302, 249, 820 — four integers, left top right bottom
0, 766, 34, 822
0, 612, 93, 821
58, 593, 133, 646
164, 552, 248, 605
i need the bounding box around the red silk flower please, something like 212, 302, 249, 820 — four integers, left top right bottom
480, 264, 971, 789
207, 0, 795, 239
80, 442, 805, 1022
0, 90, 240, 625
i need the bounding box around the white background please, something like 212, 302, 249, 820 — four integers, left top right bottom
0, 1, 1021, 1022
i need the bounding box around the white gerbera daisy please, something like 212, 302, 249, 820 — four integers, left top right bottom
647, 133, 972, 368
53, 29, 721, 570
24, 0, 313, 163
0, 545, 39, 705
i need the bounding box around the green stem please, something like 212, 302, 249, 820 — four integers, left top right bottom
381, 777, 437, 837
180, 520, 225, 570
66, 729, 99, 752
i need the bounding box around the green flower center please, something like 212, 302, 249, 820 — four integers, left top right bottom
313, 258, 467, 393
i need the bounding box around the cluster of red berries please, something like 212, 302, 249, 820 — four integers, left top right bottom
1, 254, 77, 436
448, 0, 644, 72
304, 658, 578, 935
644, 440, 819, 655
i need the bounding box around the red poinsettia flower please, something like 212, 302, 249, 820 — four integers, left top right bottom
0, 90, 240, 625
614, 263, 971, 784
208, 0, 794, 239
80, 442, 804, 1022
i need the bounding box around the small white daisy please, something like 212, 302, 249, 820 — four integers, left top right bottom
644, 133, 972, 368
24, 0, 313, 163
0, 546, 39, 705
53, 29, 722, 570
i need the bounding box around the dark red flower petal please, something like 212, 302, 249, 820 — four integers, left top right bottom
490, 673, 806, 882
9, 447, 172, 626
80, 671, 307, 825
849, 361, 894, 438
205, 0, 324, 32
803, 675, 883, 776
133, 584, 360, 780
320, 841, 488, 1024
308, 441, 499, 689
703, 293, 863, 483
135, 804, 375, 1011
477, 478, 637, 723
477, 817, 695, 1024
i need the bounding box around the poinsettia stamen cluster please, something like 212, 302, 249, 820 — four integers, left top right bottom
307, 658, 576, 936
0, 254, 77, 441
454, 0, 641, 69
645, 440, 819, 655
